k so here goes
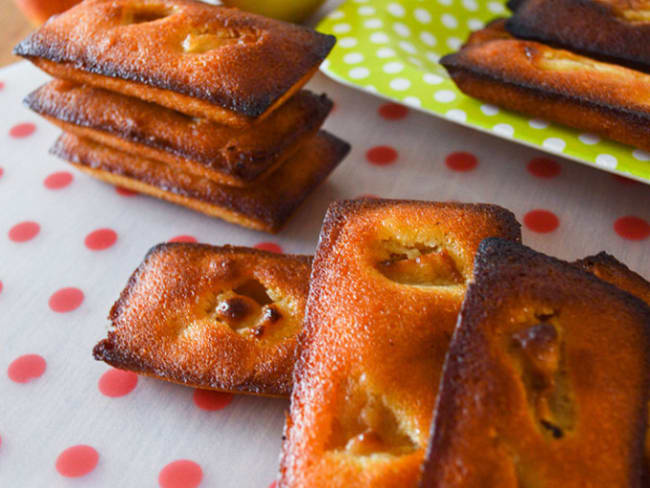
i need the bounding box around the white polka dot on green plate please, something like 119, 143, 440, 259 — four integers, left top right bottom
343, 53, 364, 64
633, 150, 650, 161
393, 22, 411, 37
529, 118, 548, 129
390, 78, 411, 90
339, 37, 358, 48
493, 123, 514, 137
383, 61, 404, 73
481, 104, 499, 116
447, 37, 462, 49
596, 154, 617, 169
446, 109, 467, 122
441, 14, 458, 29
333, 23, 351, 33
543, 138, 566, 152
377, 47, 397, 58
348, 67, 370, 79
420, 31, 437, 46
462, 0, 479, 11
358, 5, 375, 15
435, 90, 456, 102
424, 73, 444, 84
370, 32, 389, 43
399, 40, 417, 53
387, 2, 406, 17
579, 133, 600, 145
403, 96, 421, 107
364, 18, 383, 28
414, 8, 432, 23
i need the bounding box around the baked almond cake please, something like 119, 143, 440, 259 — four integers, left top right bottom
14, 0, 336, 126
279, 199, 521, 487
441, 19, 650, 152
50, 132, 349, 233
94, 243, 311, 397
507, 0, 650, 72
26, 80, 333, 187
420, 239, 650, 487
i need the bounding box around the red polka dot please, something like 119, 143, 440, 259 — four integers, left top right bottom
115, 186, 137, 196
49, 287, 84, 313
0, 280, 3, 294
8, 221, 40, 242
0, 81, 4, 90
378, 103, 408, 120
527, 157, 561, 178
44, 171, 73, 189
614, 216, 649, 241
445, 152, 478, 172
85, 228, 117, 250
193, 389, 234, 411
366, 146, 398, 166
254, 242, 283, 254
169, 235, 197, 243
55, 445, 98, 478
98, 368, 138, 397
9, 123, 36, 138
159, 460, 203, 488
268, 482, 277, 488
0, 167, 4, 179
8, 354, 46, 383
523, 209, 559, 233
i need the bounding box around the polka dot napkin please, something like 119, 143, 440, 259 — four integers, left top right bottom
317, 0, 650, 183
1, 46, 648, 487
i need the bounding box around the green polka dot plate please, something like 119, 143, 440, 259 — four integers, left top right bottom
317, 0, 650, 184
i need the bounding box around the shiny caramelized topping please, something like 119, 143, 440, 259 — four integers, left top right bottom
181, 28, 259, 54
376, 241, 463, 286
536, 50, 623, 75
121, 4, 175, 24
510, 315, 575, 440
618, 2, 650, 22
210, 279, 291, 340
328, 380, 417, 457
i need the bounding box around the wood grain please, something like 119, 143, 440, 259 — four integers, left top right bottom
0, 0, 33, 66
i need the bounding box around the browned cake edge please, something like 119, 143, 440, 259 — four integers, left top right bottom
25, 83, 333, 186
440, 24, 650, 152
14, 10, 335, 120
49, 131, 350, 233
506, 0, 650, 73
93, 242, 312, 397
420, 237, 650, 487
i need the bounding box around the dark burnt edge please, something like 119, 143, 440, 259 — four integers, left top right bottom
26, 84, 333, 182
574, 251, 649, 283
440, 54, 650, 140
505, 14, 650, 74
14, 31, 335, 117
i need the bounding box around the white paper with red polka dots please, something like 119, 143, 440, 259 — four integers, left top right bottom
1, 55, 648, 488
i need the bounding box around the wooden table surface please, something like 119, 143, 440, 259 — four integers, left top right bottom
1, 0, 33, 66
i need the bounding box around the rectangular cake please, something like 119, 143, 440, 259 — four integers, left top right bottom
279, 199, 521, 487
507, 0, 650, 72
421, 239, 650, 487
50, 131, 349, 233
26, 80, 332, 187
441, 19, 650, 152
94, 243, 311, 397
14, 0, 335, 127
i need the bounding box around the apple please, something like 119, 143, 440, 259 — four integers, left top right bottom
12, 0, 81, 24
220, 0, 326, 23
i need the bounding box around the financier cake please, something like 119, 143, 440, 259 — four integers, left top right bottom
93, 243, 312, 397
420, 239, 650, 488
279, 199, 521, 487
14, 0, 336, 127
507, 0, 650, 73
50, 132, 349, 233
26, 80, 333, 187
441, 19, 650, 152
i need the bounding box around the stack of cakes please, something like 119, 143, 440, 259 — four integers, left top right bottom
15, 0, 349, 233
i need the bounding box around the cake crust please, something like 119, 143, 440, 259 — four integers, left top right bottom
50, 131, 349, 233
507, 0, 650, 72
441, 19, 650, 152
420, 239, 650, 487
93, 243, 312, 397
14, 0, 335, 126
279, 199, 521, 487
26, 81, 332, 187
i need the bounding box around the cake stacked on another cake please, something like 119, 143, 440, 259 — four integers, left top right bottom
15, 0, 349, 233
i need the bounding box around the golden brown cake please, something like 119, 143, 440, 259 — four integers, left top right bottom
507, 0, 650, 72
14, 0, 335, 127
50, 132, 349, 233
420, 238, 650, 488
93, 243, 311, 397
574, 251, 650, 486
279, 199, 521, 488
440, 19, 650, 152
25, 81, 332, 187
